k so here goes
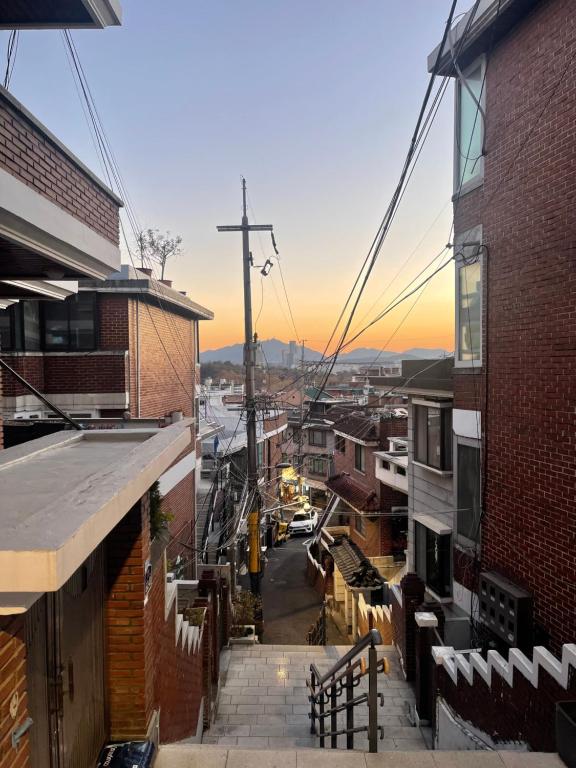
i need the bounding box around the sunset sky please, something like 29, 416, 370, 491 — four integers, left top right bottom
5, 0, 467, 355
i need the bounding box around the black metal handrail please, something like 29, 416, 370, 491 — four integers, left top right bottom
307, 629, 386, 752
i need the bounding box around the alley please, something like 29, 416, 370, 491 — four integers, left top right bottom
261, 537, 323, 644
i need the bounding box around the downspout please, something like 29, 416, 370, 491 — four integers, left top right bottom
136, 297, 141, 417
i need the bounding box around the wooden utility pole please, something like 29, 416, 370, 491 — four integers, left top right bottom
217, 178, 273, 594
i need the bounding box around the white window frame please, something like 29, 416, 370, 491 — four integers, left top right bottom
453, 55, 486, 196
455, 225, 483, 368
454, 435, 482, 547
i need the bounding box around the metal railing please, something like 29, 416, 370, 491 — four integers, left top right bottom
307, 601, 327, 645
307, 629, 387, 752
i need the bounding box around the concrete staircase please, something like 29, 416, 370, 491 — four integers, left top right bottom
182, 643, 427, 751
156, 747, 566, 768
157, 644, 566, 767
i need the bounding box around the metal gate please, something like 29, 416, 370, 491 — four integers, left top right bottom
26, 547, 107, 768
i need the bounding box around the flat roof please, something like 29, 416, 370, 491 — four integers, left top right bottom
0, 420, 191, 596
80, 264, 214, 320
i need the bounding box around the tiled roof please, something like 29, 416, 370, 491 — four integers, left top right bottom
333, 413, 379, 442
328, 535, 383, 588
326, 473, 380, 513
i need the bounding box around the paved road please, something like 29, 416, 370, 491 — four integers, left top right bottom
261, 536, 324, 644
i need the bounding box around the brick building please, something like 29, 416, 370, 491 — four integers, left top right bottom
426, 0, 576, 654
0, 264, 212, 421
326, 412, 408, 559
0, 6, 228, 766
397, 0, 576, 751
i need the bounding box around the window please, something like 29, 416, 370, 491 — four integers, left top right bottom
354, 513, 366, 536
257, 442, 264, 468
415, 522, 451, 598
44, 293, 96, 351
414, 404, 452, 471
456, 247, 482, 365
456, 59, 484, 189
335, 435, 346, 453
309, 457, 326, 476
456, 441, 481, 543
308, 429, 327, 447
354, 444, 365, 473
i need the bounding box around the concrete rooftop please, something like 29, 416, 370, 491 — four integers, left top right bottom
0, 420, 192, 596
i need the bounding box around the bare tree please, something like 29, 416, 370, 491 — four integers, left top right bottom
136, 228, 183, 279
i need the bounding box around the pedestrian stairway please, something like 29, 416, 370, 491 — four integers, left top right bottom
182, 643, 428, 751
157, 747, 565, 768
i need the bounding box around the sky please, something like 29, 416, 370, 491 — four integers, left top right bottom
3, 0, 469, 354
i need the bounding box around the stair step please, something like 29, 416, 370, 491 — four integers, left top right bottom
156, 745, 566, 767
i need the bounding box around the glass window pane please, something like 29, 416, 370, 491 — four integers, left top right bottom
415, 523, 426, 582
458, 65, 483, 186
457, 444, 481, 541
0, 308, 12, 350
44, 301, 69, 350
442, 408, 453, 471
22, 302, 40, 351
427, 408, 441, 469
355, 444, 365, 472
458, 260, 481, 362
69, 294, 95, 350
414, 406, 427, 463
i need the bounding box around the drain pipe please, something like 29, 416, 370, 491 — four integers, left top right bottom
0, 357, 82, 430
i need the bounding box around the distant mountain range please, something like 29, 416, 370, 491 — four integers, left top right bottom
200, 338, 447, 365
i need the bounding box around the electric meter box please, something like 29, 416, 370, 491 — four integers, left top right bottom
478, 570, 533, 650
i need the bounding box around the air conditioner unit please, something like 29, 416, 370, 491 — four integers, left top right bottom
478, 571, 533, 649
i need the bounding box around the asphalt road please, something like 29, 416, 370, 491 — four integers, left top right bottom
260, 535, 323, 644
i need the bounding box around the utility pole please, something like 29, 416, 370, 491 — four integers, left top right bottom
298, 339, 307, 484
217, 178, 273, 594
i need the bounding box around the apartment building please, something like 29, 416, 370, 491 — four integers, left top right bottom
401, 0, 576, 751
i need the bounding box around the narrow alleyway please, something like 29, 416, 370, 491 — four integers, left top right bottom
261, 537, 346, 644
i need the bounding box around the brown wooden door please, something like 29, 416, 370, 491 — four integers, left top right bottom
56, 546, 106, 768
26, 595, 51, 768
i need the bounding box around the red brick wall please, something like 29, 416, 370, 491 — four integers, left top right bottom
99, 295, 130, 350
0, 617, 29, 768
132, 299, 196, 418
105, 491, 208, 743
437, 662, 576, 752
0, 94, 119, 244
149, 557, 205, 743
453, 0, 576, 650
105, 501, 151, 740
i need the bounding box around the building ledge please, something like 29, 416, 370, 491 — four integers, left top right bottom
0, 419, 192, 593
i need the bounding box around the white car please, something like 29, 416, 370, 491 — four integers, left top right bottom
288, 508, 318, 535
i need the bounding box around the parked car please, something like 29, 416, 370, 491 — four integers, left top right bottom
287, 506, 318, 535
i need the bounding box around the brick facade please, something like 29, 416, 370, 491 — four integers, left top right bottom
1, 292, 199, 419
453, 0, 576, 651
0, 616, 29, 768
105, 492, 215, 743
0, 92, 119, 244
333, 416, 408, 559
